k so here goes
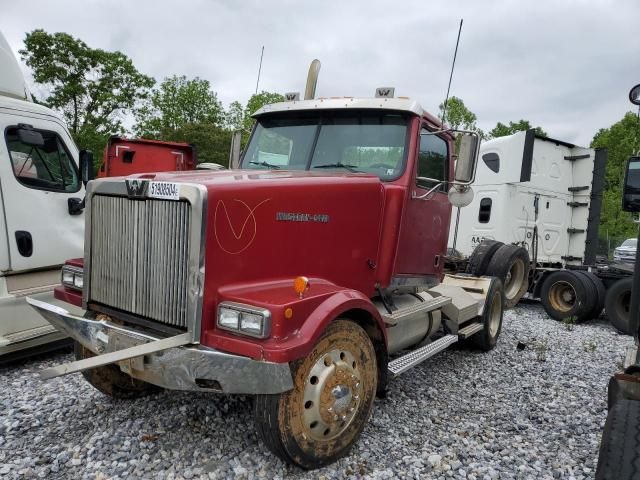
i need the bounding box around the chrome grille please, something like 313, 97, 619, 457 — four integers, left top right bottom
89, 195, 191, 328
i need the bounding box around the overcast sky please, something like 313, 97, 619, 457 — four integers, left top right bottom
3, 0, 639, 145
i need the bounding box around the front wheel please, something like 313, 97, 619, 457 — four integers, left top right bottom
255, 319, 377, 469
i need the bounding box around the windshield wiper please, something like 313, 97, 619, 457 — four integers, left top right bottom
313, 163, 361, 173
249, 161, 281, 169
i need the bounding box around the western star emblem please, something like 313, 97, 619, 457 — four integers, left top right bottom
126, 179, 149, 198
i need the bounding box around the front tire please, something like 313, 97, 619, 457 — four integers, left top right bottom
255, 319, 377, 469
74, 342, 162, 399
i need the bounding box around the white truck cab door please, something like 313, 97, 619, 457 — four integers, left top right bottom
0, 115, 84, 273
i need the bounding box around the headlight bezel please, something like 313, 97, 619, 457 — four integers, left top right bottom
216, 302, 271, 339
61, 265, 84, 291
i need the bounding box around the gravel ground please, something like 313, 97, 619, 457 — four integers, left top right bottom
0, 304, 634, 480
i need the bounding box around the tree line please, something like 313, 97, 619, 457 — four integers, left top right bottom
19, 29, 640, 241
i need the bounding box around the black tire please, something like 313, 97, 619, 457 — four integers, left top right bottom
74, 342, 162, 399
466, 240, 503, 276
255, 320, 377, 469
485, 244, 530, 309
605, 277, 634, 335
539, 270, 592, 322
596, 399, 640, 480
471, 278, 504, 351
576, 271, 606, 320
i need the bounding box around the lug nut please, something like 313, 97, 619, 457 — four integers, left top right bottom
334, 415, 339, 421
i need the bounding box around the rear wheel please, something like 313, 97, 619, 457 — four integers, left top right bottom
466, 240, 503, 276
540, 270, 592, 322
471, 278, 504, 351
575, 271, 605, 320
485, 244, 530, 308
255, 320, 377, 469
605, 277, 634, 334
74, 342, 161, 399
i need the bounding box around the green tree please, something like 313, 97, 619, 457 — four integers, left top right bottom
488, 120, 547, 139
20, 29, 154, 159
158, 123, 232, 167
438, 96, 477, 130
135, 75, 224, 137
225, 100, 245, 131
591, 112, 640, 241
243, 91, 284, 131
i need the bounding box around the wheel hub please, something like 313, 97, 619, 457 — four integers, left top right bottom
302, 349, 362, 441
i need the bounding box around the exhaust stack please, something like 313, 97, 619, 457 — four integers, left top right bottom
304, 59, 321, 100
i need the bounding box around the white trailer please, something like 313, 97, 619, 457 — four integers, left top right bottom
0, 32, 85, 359
448, 130, 633, 332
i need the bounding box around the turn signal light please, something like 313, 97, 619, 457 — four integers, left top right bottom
293, 276, 310, 298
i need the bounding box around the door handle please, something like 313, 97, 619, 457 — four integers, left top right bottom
68, 197, 85, 215
15, 231, 33, 257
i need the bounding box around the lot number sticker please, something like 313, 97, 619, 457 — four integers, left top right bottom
149, 182, 180, 200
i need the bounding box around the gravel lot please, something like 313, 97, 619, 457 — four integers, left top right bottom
0, 304, 634, 480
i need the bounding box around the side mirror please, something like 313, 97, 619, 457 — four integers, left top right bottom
79, 150, 94, 185
229, 131, 242, 169
622, 156, 640, 213
17, 126, 44, 147
454, 132, 479, 184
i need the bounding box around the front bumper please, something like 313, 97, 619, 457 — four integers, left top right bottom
26, 298, 293, 394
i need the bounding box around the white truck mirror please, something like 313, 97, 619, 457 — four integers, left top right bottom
454, 132, 479, 184
229, 131, 242, 169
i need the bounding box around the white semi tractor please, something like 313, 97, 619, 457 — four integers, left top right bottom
447, 130, 634, 332
0, 32, 86, 359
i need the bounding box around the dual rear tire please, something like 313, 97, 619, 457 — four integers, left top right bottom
539, 270, 605, 323
467, 240, 530, 309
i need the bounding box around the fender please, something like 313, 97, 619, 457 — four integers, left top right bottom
204, 279, 388, 363
262, 289, 388, 363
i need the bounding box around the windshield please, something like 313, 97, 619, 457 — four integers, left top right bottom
621, 238, 637, 248
242, 111, 409, 180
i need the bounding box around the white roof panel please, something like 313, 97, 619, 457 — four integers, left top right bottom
253, 97, 425, 117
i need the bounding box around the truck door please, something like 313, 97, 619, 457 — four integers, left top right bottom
0, 116, 84, 272
395, 127, 452, 281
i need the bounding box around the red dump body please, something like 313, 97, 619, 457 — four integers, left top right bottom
98, 137, 196, 178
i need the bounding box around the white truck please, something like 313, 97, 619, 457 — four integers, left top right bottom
0, 31, 86, 359
448, 130, 634, 332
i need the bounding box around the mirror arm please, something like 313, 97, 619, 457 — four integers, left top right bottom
412, 181, 444, 200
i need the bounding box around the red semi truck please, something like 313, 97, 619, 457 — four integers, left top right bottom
29, 68, 505, 468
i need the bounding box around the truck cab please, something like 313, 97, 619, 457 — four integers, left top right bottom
0, 31, 86, 358
29, 80, 503, 468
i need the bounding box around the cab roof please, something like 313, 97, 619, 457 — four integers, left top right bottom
253, 97, 426, 118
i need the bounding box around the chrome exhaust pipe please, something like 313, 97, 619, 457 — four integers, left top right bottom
304, 59, 321, 100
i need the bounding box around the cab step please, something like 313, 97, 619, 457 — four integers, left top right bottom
387, 321, 484, 376
382, 295, 451, 326
387, 334, 458, 376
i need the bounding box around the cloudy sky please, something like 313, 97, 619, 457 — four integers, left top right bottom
3, 0, 639, 145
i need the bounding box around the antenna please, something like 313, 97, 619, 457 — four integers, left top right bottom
255, 46, 264, 95
441, 19, 463, 126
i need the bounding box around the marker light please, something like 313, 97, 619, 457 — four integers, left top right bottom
293, 276, 310, 298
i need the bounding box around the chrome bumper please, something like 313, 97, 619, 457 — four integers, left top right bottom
26, 298, 293, 394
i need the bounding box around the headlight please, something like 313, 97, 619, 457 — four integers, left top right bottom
217, 302, 271, 338
61, 265, 84, 291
